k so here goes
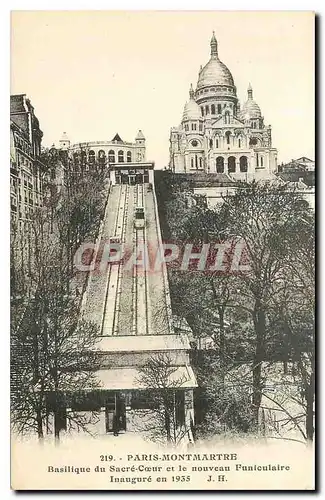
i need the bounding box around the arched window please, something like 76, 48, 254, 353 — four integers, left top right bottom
81, 150, 87, 167
199, 157, 203, 169
240, 156, 248, 172
228, 156, 236, 173
260, 156, 264, 167
127, 151, 132, 163
201, 107, 204, 116
211, 104, 216, 115
256, 154, 259, 167
73, 152, 79, 165
218, 104, 222, 114
108, 150, 115, 163
118, 150, 124, 163
224, 111, 230, 125
98, 150, 106, 166
195, 155, 198, 169
216, 156, 224, 173
209, 139, 213, 149
238, 137, 241, 148
225, 131, 231, 145
88, 150, 95, 164
205, 105, 209, 115
216, 138, 219, 148
191, 158, 194, 169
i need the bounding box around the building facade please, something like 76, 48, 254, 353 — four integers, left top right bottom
10, 94, 45, 224
169, 33, 278, 180
277, 156, 315, 186
61, 130, 146, 175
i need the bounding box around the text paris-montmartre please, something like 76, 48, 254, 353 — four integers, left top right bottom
126, 453, 238, 461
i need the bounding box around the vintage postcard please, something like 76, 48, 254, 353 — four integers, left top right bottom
10, 10, 315, 490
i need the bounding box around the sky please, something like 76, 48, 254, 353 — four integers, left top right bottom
11, 10, 315, 167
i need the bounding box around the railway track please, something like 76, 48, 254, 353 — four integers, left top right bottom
90, 181, 168, 338
101, 184, 129, 336
133, 184, 150, 335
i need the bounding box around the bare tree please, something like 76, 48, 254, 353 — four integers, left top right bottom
136, 353, 190, 446
11, 204, 101, 442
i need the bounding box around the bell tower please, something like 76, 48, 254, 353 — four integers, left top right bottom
135, 129, 146, 162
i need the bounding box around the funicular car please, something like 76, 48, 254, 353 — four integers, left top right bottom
134, 207, 145, 229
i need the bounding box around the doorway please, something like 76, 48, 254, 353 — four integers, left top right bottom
105, 392, 126, 433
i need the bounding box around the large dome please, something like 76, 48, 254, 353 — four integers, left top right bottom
196, 33, 235, 89
197, 59, 234, 89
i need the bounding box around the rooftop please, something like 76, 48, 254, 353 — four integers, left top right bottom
97, 334, 191, 353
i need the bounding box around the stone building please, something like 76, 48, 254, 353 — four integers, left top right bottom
275, 157, 315, 211
277, 157, 315, 186
10, 94, 45, 224
169, 33, 278, 180
62, 130, 146, 175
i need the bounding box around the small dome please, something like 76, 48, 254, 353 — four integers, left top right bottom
136, 129, 145, 140
240, 84, 262, 120
183, 84, 201, 121
196, 33, 234, 89
182, 98, 201, 121
60, 131, 69, 141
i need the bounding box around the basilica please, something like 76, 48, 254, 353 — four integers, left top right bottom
169, 33, 278, 180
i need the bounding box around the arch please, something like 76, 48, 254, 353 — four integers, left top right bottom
240, 156, 248, 172
127, 151, 132, 163
80, 150, 87, 167
228, 156, 236, 173
211, 104, 216, 115
216, 156, 224, 173
209, 139, 213, 149
225, 131, 231, 145
205, 105, 209, 115
98, 150, 106, 166
88, 150, 95, 164
108, 150, 115, 163
118, 150, 124, 163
